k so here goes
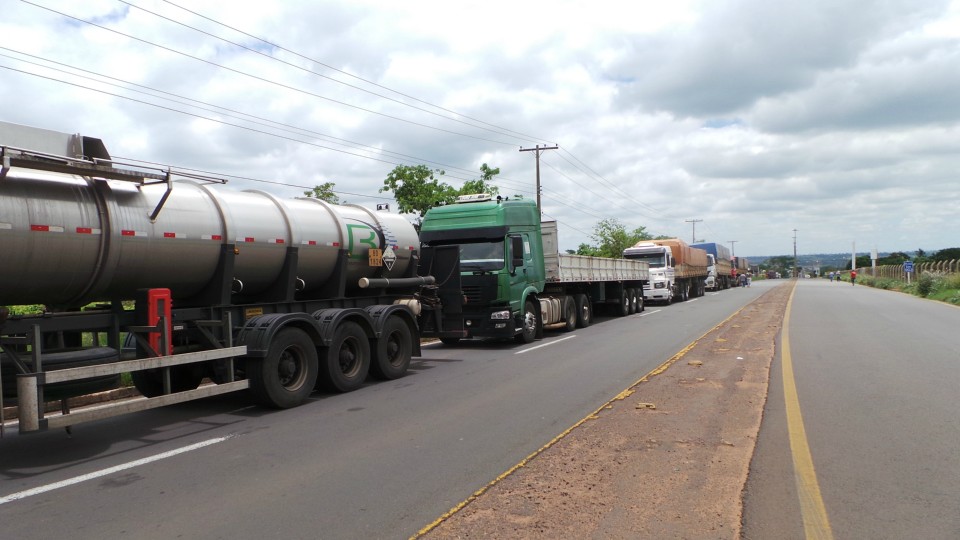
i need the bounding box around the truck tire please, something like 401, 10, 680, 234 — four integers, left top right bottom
575, 294, 592, 328
627, 289, 638, 314
132, 364, 205, 398
618, 289, 630, 317
1, 347, 121, 403
370, 316, 412, 380
319, 321, 370, 392
121, 333, 205, 398
562, 296, 577, 332
249, 327, 318, 408
516, 299, 538, 344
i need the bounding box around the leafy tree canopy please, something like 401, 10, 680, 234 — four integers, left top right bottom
846, 255, 872, 269
380, 163, 501, 224
877, 251, 910, 265
934, 247, 960, 261
577, 218, 653, 258
457, 164, 501, 197
380, 165, 455, 222
303, 182, 341, 204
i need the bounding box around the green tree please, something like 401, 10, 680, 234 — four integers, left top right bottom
878, 251, 910, 265
933, 247, 960, 261
845, 255, 872, 269
579, 218, 653, 258
914, 248, 932, 263
381, 164, 503, 224
380, 165, 456, 223
303, 182, 341, 204
457, 163, 501, 197
575, 243, 602, 257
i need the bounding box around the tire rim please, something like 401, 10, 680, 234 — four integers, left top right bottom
523, 307, 536, 336
278, 346, 307, 391
339, 336, 362, 377
386, 331, 403, 367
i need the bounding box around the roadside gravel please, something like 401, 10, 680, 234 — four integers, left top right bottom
421, 283, 791, 539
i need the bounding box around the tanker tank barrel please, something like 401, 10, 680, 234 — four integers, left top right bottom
358, 276, 437, 289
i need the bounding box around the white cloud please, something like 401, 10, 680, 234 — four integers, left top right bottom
0, 0, 958, 258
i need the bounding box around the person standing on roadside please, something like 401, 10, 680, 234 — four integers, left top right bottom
850, 269, 857, 286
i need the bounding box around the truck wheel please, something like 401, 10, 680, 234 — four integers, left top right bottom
619, 289, 630, 317
249, 327, 318, 408
637, 292, 645, 312
562, 296, 577, 332
628, 289, 638, 314
575, 294, 592, 328
370, 316, 412, 380
319, 321, 370, 392
132, 364, 205, 398
516, 299, 538, 343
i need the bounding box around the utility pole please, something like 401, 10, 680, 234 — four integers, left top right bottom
519, 144, 558, 215
793, 229, 798, 278
685, 219, 703, 244
728, 240, 737, 258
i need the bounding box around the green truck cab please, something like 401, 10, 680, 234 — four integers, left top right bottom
419, 194, 545, 344
420, 194, 650, 346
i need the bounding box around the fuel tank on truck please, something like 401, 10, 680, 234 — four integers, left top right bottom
0, 167, 418, 307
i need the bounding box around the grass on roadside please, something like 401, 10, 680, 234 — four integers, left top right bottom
857, 272, 960, 305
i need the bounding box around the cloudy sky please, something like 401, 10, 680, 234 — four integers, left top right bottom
2, 0, 958, 257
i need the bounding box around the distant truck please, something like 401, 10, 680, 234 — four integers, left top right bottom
623, 239, 708, 303
733, 256, 750, 284
419, 195, 650, 344
691, 242, 733, 291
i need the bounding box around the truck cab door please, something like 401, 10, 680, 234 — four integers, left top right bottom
507, 234, 531, 312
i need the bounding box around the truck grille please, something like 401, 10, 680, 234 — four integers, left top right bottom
462, 285, 485, 304
460, 274, 498, 307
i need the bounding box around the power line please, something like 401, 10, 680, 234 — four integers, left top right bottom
555, 147, 674, 221
16, 2, 682, 232
0, 55, 535, 191
118, 0, 551, 145
154, 0, 554, 144
21, 0, 522, 147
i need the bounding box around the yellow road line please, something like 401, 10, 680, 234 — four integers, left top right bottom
782, 281, 834, 539
412, 304, 749, 539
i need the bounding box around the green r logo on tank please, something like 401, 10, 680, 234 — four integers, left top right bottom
346, 224, 378, 259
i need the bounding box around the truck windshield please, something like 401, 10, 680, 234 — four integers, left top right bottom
460, 241, 505, 271
625, 253, 666, 268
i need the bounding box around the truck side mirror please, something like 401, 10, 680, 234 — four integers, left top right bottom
510, 236, 524, 272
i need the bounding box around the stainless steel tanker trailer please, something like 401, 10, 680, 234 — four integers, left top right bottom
0, 121, 465, 435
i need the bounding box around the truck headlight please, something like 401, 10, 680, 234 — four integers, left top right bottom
490, 310, 512, 320
654, 282, 666, 289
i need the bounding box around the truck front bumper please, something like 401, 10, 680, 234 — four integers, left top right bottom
643, 282, 671, 301
461, 307, 519, 339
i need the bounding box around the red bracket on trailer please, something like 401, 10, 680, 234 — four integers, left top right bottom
146, 288, 173, 354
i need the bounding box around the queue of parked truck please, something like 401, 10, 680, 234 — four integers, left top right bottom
0, 121, 749, 436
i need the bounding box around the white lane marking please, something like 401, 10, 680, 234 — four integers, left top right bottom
0, 436, 232, 505
515, 335, 577, 355
638, 309, 662, 317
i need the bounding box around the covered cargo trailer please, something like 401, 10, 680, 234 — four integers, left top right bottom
691, 242, 733, 290
733, 256, 751, 284
0, 121, 463, 435
622, 238, 708, 303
